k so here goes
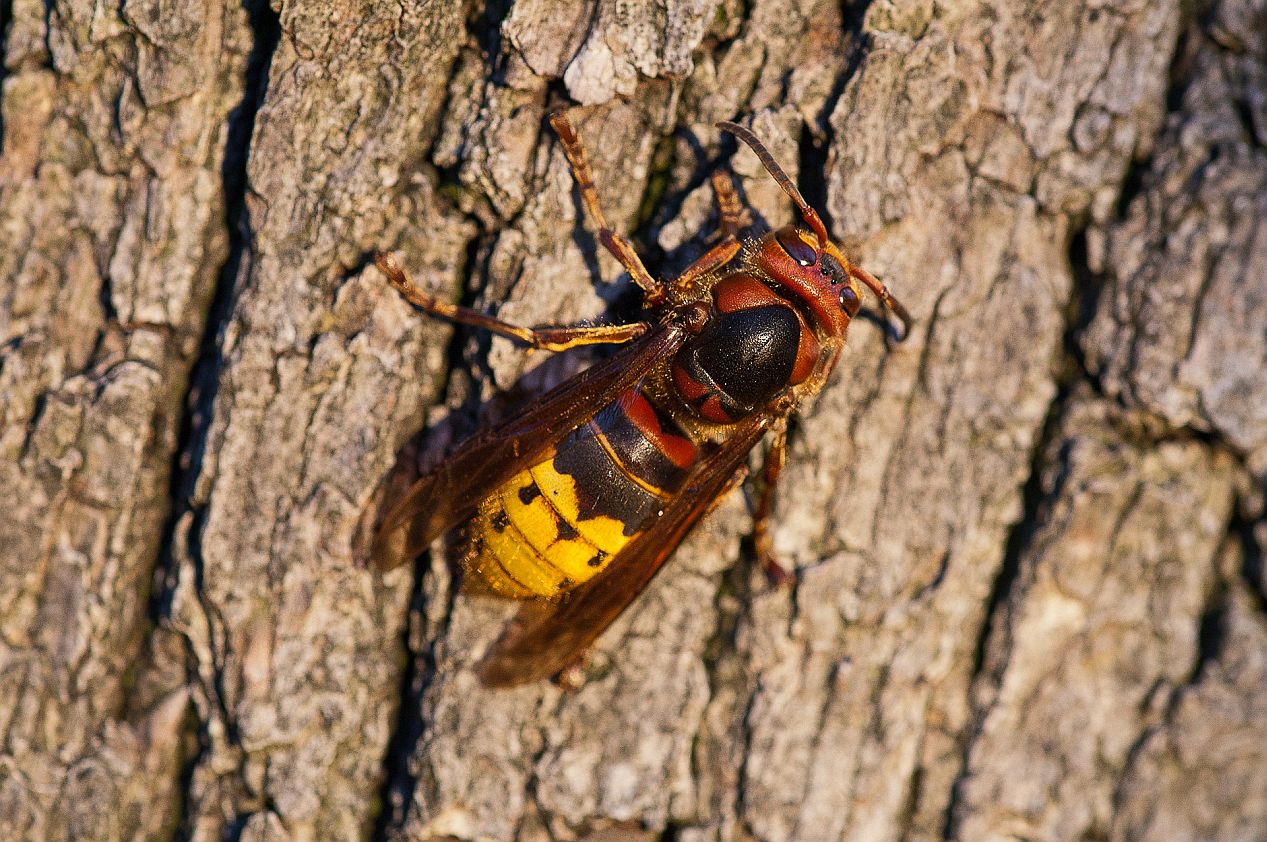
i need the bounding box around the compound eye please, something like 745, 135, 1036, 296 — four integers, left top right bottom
776, 228, 817, 266
839, 285, 861, 316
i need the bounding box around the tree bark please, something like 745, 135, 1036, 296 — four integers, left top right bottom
1, 0, 1264, 841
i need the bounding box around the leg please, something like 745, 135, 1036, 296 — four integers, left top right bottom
659, 170, 747, 298
710, 169, 747, 240
549, 111, 667, 306
752, 424, 792, 585
668, 236, 742, 296
376, 254, 649, 352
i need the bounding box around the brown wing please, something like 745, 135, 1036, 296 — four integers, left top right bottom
371, 323, 688, 571
475, 412, 774, 687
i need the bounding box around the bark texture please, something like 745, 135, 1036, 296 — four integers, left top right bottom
0, 1, 1263, 841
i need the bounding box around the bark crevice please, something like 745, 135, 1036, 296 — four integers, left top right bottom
0, 0, 13, 146
152, 0, 279, 639
152, 3, 280, 836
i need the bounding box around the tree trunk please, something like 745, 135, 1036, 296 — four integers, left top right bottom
2, 0, 1265, 840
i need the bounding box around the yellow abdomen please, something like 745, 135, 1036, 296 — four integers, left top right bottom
466, 390, 696, 599
467, 459, 634, 599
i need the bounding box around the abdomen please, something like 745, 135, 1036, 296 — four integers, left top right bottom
467, 387, 698, 599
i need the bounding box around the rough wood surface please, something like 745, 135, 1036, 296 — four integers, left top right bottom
1, 1, 1263, 841
1, 1, 250, 838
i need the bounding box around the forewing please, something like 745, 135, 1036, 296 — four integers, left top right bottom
475, 412, 773, 687
371, 323, 687, 571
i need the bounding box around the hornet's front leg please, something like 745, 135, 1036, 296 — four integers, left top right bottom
550, 111, 667, 307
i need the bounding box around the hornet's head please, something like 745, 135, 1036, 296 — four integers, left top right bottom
717, 121, 911, 342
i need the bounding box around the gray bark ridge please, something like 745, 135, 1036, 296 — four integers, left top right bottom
1, 1, 250, 839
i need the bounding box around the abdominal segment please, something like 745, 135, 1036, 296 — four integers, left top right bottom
467, 388, 698, 599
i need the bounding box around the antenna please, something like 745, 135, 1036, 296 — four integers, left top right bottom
717, 121, 829, 253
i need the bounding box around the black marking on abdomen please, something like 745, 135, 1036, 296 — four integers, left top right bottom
552, 417, 660, 537
593, 400, 693, 494
555, 517, 579, 540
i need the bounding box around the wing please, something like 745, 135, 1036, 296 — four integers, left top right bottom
371, 323, 688, 571
475, 411, 774, 687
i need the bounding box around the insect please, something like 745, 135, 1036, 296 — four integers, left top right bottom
370, 112, 911, 687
